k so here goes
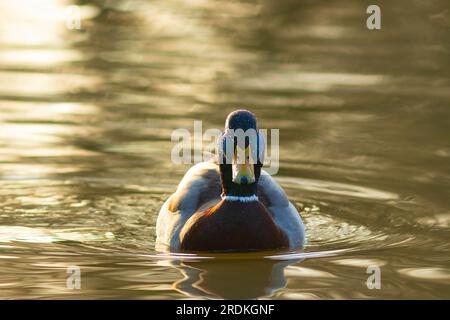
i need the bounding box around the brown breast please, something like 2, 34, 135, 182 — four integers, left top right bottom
179, 200, 289, 252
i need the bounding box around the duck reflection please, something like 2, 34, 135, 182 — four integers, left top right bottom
168, 255, 302, 299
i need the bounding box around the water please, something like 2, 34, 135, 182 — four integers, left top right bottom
0, 0, 449, 299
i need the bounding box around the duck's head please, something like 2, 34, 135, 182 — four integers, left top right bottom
217, 110, 265, 198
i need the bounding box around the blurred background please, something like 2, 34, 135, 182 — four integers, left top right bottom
0, 0, 449, 299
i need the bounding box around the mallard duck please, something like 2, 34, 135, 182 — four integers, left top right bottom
156, 110, 305, 252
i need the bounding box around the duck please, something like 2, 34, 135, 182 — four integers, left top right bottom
156, 109, 305, 252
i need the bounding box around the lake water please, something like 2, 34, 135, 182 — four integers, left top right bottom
0, 0, 449, 299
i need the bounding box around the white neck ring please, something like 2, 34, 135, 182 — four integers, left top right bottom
221, 195, 259, 202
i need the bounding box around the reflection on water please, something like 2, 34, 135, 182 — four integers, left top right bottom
1, 0, 450, 299
170, 256, 298, 299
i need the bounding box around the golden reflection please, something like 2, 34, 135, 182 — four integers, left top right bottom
398, 268, 450, 281
0, 255, 19, 259
331, 258, 387, 268
0, 122, 98, 160
0, 226, 113, 243
0, 164, 85, 177
279, 292, 320, 299
0, 0, 101, 180
236, 71, 385, 92
0, 101, 99, 121
0, 71, 101, 96
0, 49, 83, 68
0, 0, 100, 182
0, 0, 69, 46
284, 266, 336, 278
416, 213, 450, 229
0, 123, 64, 144
0, 0, 98, 46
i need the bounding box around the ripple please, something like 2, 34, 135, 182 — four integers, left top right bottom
0, 71, 101, 97
0, 226, 115, 244
277, 176, 399, 200
398, 268, 450, 281
416, 213, 450, 229
302, 211, 387, 248
284, 266, 337, 278
331, 258, 387, 267
266, 249, 348, 261
234, 71, 385, 93
140, 248, 347, 263
0, 49, 83, 68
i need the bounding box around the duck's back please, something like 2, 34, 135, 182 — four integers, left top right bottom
179, 200, 289, 252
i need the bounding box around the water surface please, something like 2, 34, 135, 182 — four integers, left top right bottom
0, 0, 449, 299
